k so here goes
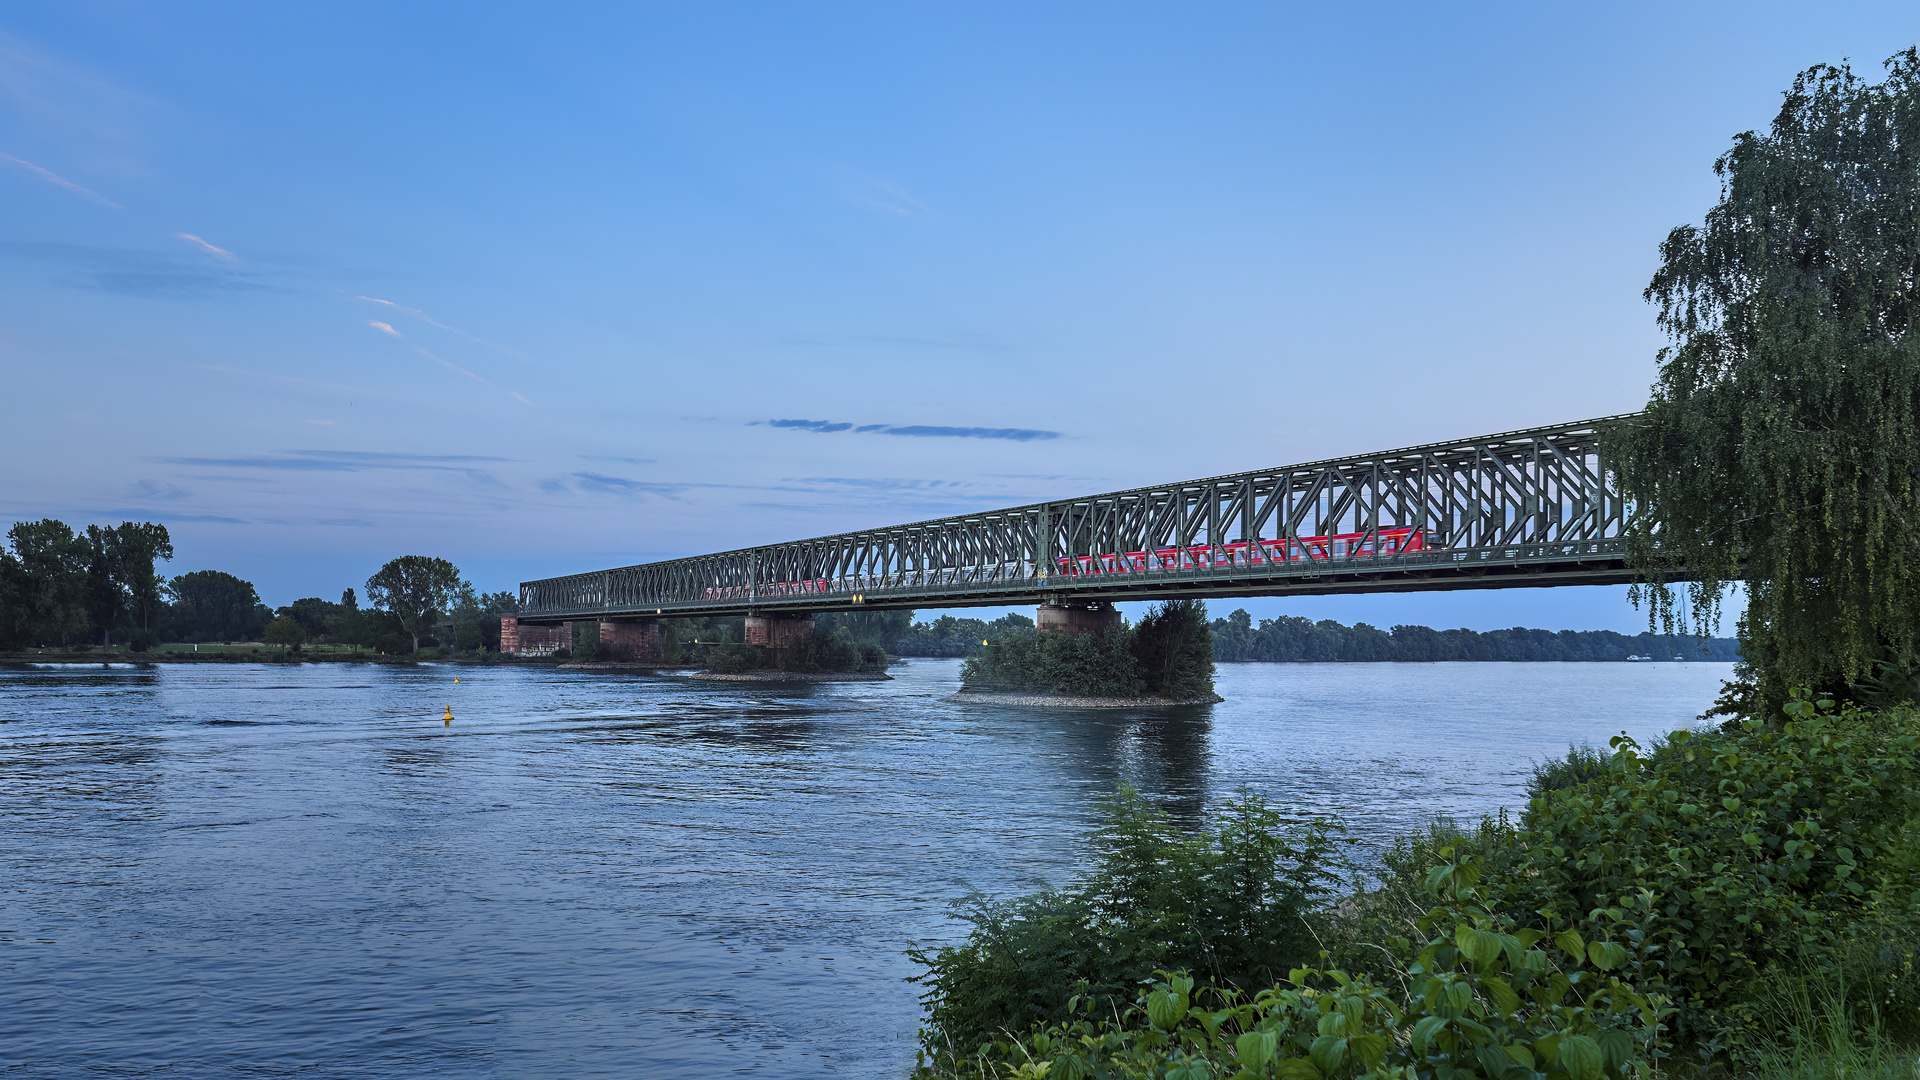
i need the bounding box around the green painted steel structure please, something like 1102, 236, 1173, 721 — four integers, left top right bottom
518, 414, 1646, 623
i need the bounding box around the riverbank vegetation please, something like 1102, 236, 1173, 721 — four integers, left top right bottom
911, 699, 1920, 1079
1207, 611, 1741, 663
960, 600, 1216, 700
0, 518, 518, 657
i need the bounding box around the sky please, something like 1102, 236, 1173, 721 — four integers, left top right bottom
2, 2, 1912, 633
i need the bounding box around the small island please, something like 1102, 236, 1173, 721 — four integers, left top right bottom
952, 599, 1222, 707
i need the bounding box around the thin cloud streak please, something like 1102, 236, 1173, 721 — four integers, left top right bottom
0, 151, 119, 206
409, 344, 534, 406
759, 418, 1060, 441
355, 295, 513, 353
173, 232, 238, 261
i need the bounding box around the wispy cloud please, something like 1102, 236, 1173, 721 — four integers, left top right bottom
355, 295, 509, 352
156, 449, 511, 483
792, 477, 972, 491
581, 454, 657, 464
97, 508, 246, 524
757, 418, 1061, 442
0, 151, 119, 206
0, 241, 270, 297
369, 320, 401, 337
571, 472, 689, 497
128, 479, 191, 501
410, 344, 533, 405
173, 232, 237, 261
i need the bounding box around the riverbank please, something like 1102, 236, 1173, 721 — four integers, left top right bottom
950, 689, 1221, 708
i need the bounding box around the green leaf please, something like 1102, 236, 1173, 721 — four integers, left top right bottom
1237, 1030, 1278, 1071
1457, 925, 1502, 966
1411, 1015, 1449, 1053
1274, 1060, 1323, 1080
1561, 1035, 1604, 1080
1309, 1034, 1347, 1076
1351, 1032, 1389, 1070
1555, 930, 1586, 963
1146, 988, 1186, 1032
1484, 977, 1521, 1017
1597, 1030, 1636, 1071
1587, 941, 1629, 971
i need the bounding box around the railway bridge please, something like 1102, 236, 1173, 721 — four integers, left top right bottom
504, 414, 1648, 659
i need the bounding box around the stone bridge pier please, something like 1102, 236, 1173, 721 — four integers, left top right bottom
745, 614, 813, 663
1036, 601, 1121, 636
597, 619, 664, 662
501, 616, 571, 656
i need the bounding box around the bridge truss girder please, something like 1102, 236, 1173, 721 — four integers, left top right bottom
518, 414, 1644, 623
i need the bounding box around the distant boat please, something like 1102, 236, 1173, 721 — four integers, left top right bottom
1626, 654, 1652, 662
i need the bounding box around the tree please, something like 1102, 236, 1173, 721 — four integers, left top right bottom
1607, 50, 1920, 714
169, 570, 268, 642
7, 520, 88, 646
82, 522, 173, 651
329, 588, 368, 653
263, 614, 307, 654
364, 556, 464, 653
1130, 599, 1215, 698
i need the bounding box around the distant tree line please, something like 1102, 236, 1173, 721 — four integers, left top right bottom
1206, 609, 1742, 662
879, 607, 1740, 662
0, 517, 517, 655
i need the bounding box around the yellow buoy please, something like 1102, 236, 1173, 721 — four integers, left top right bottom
442, 705, 453, 726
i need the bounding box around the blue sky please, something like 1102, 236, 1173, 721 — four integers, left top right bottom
2, 2, 1911, 632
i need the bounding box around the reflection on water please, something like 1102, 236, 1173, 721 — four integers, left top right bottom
0, 658, 1729, 1078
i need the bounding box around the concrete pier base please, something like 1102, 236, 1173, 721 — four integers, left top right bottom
501, 616, 573, 656
598, 619, 663, 662
1036, 602, 1121, 636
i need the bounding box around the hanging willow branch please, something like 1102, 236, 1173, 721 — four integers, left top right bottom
1605, 48, 1920, 714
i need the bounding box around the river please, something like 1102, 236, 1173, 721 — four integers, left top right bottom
0, 658, 1730, 1078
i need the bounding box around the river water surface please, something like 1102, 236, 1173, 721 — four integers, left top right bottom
0, 658, 1731, 1078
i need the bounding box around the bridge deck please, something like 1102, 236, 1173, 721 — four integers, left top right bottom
518, 414, 1646, 623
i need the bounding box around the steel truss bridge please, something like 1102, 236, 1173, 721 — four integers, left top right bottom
518, 414, 1645, 623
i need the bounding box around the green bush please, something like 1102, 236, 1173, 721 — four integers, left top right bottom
1513, 704, 1920, 1044
705, 641, 764, 672
774, 628, 887, 673
920, 837, 1664, 1080
1526, 743, 1611, 798
911, 789, 1343, 1059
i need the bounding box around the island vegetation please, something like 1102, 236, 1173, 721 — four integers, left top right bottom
959, 599, 1218, 702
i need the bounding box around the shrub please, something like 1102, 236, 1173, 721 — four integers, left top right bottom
910, 789, 1343, 1058
920, 837, 1664, 1080
1513, 703, 1920, 1043
1526, 743, 1610, 798
705, 642, 763, 673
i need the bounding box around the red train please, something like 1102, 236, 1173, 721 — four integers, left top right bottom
1050, 526, 1431, 577
698, 527, 1433, 599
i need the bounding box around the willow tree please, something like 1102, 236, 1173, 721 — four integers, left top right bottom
1608, 50, 1920, 713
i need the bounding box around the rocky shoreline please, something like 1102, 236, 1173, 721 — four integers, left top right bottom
949, 689, 1223, 708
